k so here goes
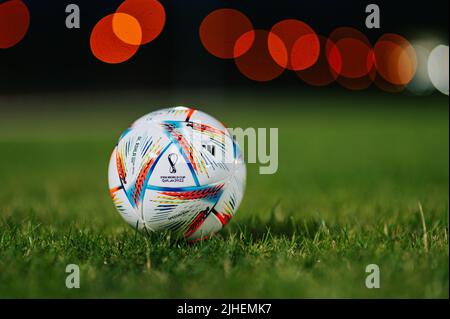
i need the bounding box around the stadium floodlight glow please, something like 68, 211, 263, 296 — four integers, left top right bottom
108, 107, 246, 242
428, 45, 449, 95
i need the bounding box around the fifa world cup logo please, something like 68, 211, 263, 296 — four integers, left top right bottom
168, 153, 178, 174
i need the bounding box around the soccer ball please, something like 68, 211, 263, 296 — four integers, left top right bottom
108, 106, 246, 241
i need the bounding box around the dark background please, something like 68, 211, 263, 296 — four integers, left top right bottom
1, 0, 449, 94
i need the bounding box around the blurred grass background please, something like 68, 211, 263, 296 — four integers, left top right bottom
0, 91, 448, 298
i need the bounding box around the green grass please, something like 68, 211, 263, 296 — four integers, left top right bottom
0, 92, 448, 298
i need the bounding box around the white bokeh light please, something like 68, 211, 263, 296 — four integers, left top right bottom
428, 45, 449, 95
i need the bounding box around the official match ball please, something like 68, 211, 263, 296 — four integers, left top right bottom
108, 107, 246, 241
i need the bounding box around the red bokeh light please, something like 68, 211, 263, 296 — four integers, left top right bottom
325, 27, 376, 90
326, 27, 374, 78
296, 36, 339, 86
116, 0, 166, 45
200, 9, 254, 59
337, 67, 376, 90
90, 14, 140, 64
269, 19, 320, 71
234, 30, 287, 82
0, 0, 30, 49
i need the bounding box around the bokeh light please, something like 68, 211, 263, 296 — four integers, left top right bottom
407, 43, 434, 95
327, 27, 374, 78
116, 0, 165, 45
200, 8, 254, 59
325, 27, 375, 90
337, 69, 376, 90
197, 8, 437, 93
374, 33, 417, 87
269, 19, 320, 71
234, 30, 287, 82
112, 13, 143, 46
233, 29, 256, 59
0, 0, 30, 49
90, 14, 140, 64
296, 36, 339, 86
372, 73, 405, 93
428, 45, 449, 95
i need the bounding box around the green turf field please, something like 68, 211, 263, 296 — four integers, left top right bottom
0, 92, 448, 298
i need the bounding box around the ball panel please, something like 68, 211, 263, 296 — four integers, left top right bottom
108, 147, 144, 228
132, 106, 195, 125
143, 183, 224, 232
184, 213, 224, 241
132, 107, 229, 135
189, 110, 228, 134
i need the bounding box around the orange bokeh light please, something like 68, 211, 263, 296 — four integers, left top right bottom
372, 74, 406, 93
200, 8, 254, 59
374, 33, 417, 86
116, 0, 166, 45
112, 13, 142, 46
0, 0, 30, 49
90, 14, 140, 64
269, 19, 320, 71
234, 30, 287, 82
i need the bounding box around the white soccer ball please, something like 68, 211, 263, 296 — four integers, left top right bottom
108, 106, 246, 241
